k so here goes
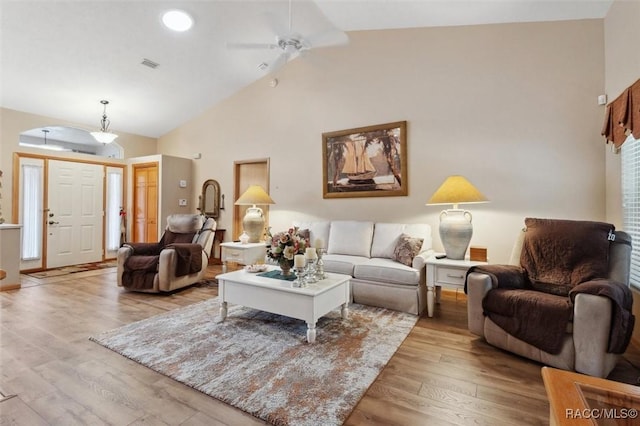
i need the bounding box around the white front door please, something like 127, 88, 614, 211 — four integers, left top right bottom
46, 160, 104, 268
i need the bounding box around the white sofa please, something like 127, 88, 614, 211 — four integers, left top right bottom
294, 220, 433, 315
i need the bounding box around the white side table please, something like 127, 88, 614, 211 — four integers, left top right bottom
220, 242, 267, 273
426, 255, 487, 317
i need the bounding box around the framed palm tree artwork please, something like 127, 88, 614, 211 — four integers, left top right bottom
322, 121, 408, 199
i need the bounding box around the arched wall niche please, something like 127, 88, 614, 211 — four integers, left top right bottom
20, 126, 123, 159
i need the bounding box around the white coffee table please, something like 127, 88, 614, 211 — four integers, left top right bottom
216, 267, 351, 343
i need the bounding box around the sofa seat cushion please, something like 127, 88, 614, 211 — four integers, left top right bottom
483, 288, 572, 355
322, 254, 370, 276
354, 258, 421, 286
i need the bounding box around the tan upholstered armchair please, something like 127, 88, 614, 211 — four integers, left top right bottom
466, 218, 634, 378
117, 214, 216, 293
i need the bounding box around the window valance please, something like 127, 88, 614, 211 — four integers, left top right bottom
602, 78, 640, 148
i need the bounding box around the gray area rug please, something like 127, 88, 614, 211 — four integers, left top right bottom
90, 298, 417, 426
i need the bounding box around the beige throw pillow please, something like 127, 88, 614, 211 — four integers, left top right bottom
393, 234, 424, 266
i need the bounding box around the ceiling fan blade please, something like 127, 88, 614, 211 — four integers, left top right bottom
226, 42, 278, 50
305, 29, 349, 49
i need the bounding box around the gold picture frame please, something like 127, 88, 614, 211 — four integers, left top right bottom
322, 121, 407, 199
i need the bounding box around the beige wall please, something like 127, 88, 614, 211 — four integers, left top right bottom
603, 0, 640, 345
159, 19, 605, 264
604, 0, 640, 226
0, 107, 158, 222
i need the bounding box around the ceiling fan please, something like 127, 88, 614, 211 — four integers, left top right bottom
227, 0, 349, 74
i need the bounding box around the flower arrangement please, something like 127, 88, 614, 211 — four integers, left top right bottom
267, 227, 309, 270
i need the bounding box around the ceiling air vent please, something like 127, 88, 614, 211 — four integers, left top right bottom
141, 58, 159, 69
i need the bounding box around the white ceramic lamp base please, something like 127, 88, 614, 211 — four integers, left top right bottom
242, 206, 265, 243
439, 209, 473, 260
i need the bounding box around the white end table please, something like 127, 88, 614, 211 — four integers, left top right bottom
220, 241, 267, 273
426, 255, 487, 317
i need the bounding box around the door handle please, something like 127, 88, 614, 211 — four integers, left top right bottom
48, 220, 59, 225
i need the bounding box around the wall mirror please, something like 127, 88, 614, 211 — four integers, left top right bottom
199, 179, 221, 219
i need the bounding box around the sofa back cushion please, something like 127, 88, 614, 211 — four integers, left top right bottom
520, 218, 613, 296
165, 214, 205, 244
403, 224, 432, 253
167, 214, 204, 233
371, 223, 432, 259
195, 218, 217, 252
327, 220, 374, 257
292, 221, 331, 249
371, 223, 405, 258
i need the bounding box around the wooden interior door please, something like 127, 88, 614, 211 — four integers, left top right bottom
233, 159, 270, 241
133, 163, 158, 242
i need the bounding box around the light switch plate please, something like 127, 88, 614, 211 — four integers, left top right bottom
179, 199, 187, 206
179, 180, 187, 188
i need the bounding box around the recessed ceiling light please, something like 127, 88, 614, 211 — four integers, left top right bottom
162, 10, 193, 32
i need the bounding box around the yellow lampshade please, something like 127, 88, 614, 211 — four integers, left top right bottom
426, 175, 488, 208
234, 185, 275, 206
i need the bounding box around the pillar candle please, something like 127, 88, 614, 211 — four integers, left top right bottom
314, 238, 324, 249
305, 247, 318, 259
294, 254, 305, 268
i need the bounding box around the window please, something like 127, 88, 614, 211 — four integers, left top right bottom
621, 134, 640, 289
105, 167, 124, 253
21, 163, 43, 260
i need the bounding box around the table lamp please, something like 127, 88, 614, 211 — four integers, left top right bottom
234, 185, 275, 243
426, 175, 488, 260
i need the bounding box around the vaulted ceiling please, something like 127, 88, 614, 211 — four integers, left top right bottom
1, 0, 613, 138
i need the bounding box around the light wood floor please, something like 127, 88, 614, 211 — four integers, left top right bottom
2, 265, 639, 425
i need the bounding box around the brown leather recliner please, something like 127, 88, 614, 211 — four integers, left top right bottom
466, 218, 634, 378
117, 214, 216, 293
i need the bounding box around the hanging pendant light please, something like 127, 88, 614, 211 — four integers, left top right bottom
90, 100, 118, 144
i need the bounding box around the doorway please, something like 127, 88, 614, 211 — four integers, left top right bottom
46, 160, 104, 268
233, 159, 270, 241
132, 162, 158, 242
15, 154, 125, 272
